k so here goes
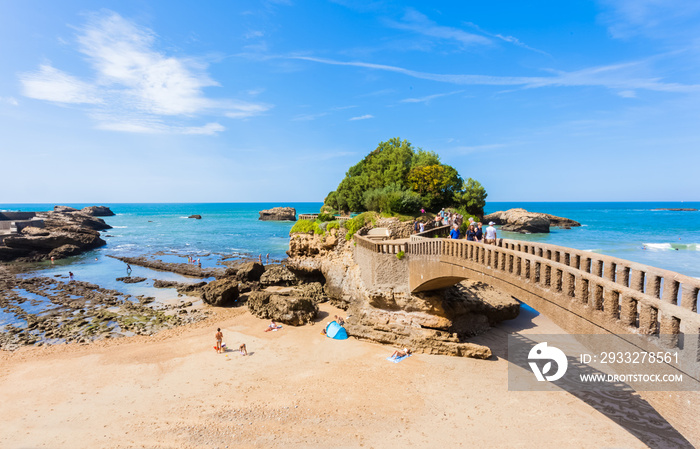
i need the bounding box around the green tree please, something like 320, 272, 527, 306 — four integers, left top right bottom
407, 164, 462, 210
453, 178, 488, 218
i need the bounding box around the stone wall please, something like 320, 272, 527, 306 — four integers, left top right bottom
0, 212, 37, 221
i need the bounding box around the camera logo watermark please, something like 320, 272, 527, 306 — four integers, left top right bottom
528, 342, 568, 382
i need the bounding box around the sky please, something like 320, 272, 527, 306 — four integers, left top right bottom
1, 0, 700, 203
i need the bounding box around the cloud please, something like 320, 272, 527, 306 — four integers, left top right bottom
598, 0, 700, 39
349, 114, 373, 121
290, 55, 700, 94
386, 8, 491, 48
19, 11, 270, 134
400, 90, 464, 104
0, 96, 19, 106
617, 90, 637, 98
465, 22, 550, 56
20, 64, 102, 104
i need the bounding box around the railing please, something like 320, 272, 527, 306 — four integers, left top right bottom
354, 234, 407, 254
410, 237, 700, 346
298, 213, 319, 221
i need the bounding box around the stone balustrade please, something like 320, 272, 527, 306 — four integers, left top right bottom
298, 214, 319, 221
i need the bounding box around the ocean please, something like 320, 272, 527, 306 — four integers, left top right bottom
1, 201, 699, 290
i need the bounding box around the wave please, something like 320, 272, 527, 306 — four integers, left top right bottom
111, 226, 128, 229
642, 243, 700, 251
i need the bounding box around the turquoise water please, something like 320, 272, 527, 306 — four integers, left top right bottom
2, 201, 699, 279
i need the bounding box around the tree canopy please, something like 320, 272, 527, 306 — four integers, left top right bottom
323, 138, 488, 216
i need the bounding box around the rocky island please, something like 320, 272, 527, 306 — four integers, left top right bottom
484, 208, 581, 233
258, 207, 297, 221
0, 206, 113, 262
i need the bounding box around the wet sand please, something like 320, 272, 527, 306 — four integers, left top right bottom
0, 303, 692, 449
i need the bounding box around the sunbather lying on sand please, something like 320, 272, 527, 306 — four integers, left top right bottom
264, 320, 282, 332
390, 348, 412, 359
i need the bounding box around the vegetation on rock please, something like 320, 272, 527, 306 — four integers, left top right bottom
323, 137, 487, 216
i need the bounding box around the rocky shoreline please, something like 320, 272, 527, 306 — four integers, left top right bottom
0, 265, 206, 351
0, 205, 113, 262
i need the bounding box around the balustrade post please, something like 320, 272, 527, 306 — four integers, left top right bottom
592, 260, 603, 277
681, 285, 699, 312
629, 271, 645, 293
647, 275, 662, 299
604, 290, 620, 319
617, 266, 630, 287
592, 283, 604, 310
620, 295, 637, 327
662, 279, 679, 305
604, 262, 616, 282
575, 276, 589, 304
659, 314, 681, 348
639, 305, 658, 334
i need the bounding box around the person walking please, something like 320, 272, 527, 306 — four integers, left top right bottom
475, 222, 483, 242
450, 224, 460, 239
484, 221, 497, 244
466, 224, 477, 241
215, 328, 223, 353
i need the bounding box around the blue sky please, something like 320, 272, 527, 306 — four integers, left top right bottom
1, 0, 699, 203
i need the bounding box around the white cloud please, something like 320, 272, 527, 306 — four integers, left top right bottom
0, 96, 19, 106
598, 0, 700, 39
20, 64, 102, 104
349, 114, 373, 121
291, 55, 700, 94
19, 11, 270, 134
386, 8, 491, 48
617, 90, 637, 98
400, 90, 463, 104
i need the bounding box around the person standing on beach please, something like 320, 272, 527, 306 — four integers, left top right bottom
69, 271, 74, 282
215, 328, 223, 353
484, 221, 497, 244
50, 256, 54, 264
266, 253, 270, 264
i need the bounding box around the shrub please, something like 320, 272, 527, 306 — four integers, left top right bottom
343, 212, 377, 240
396, 250, 405, 260
326, 221, 340, 231
318, 212, 336, 222
290, 219, 324, 235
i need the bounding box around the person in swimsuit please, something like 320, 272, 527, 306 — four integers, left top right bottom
215, 328, 223, 353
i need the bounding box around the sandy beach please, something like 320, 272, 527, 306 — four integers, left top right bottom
1, 301, 693, 449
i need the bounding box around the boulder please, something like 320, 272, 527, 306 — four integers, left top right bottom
116, 276, 147, 284
188, 215, 202, 219
247, 290, 318, 325
201, 278, 240, 307
260, 265, 297, 286
81, 206, 115, 216
49, 244, 82, 259
484, 208, 580, 233
236, 261, 265, 282
258, 207, 296, 221
53, 205, 78, 213
153, 280, 180, 288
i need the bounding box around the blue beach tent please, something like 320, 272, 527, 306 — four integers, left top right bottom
325, 321, 348, 340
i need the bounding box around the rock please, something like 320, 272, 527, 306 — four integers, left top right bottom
484, 208, 580, 233
188, 215, 202, 219
108, 255, 223, 278
236, 261, 265, 282
116, 276, 147, 283
153, 280, 180, 288
49, 244, 81, 259
247, 290, 318, 325
260, 265, 297, 286
54, 205, 78, 213
81, 206, 115, 216
258, 207, 296, 221
651, 208, 698, 211
201, 278, 240, 307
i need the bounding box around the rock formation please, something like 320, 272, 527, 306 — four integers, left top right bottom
247, 287, 319, 325
0, 206, 112, 262
258, 207, 296, 221
188, 215, 202, 219
285, 217, 520, 359
81, 206, 115, 216
484, 208, 581, 233
201, 278, 240, 307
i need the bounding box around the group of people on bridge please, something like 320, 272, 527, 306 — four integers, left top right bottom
413, 209, 498, 244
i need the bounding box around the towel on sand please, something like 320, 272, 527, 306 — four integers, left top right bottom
387, 354, 411, 363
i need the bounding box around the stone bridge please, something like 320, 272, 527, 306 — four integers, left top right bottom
354, 226, 700, 379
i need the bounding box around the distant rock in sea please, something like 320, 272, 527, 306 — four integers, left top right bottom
82, 206, 115, 216
259, 207, 296, 221
483, 208, 581, 234
188, 215, 202, 219
651, 208, 698, 211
